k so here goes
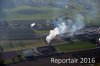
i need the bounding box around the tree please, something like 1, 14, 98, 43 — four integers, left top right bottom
19, 41, 24, 47
17, 55, 23, 61
0, 60, 6, 66
9, 43, 14, 48
0, 44, 4, 52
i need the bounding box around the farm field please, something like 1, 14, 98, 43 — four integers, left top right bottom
3, 40, 96, 52
55, 41, 96, 52
0, 0, 99, 52
2, 40, 47, 52
3, 6, 62, 20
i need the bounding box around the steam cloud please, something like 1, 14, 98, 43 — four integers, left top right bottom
46, 14, 85, 44
31, 23, 35, 27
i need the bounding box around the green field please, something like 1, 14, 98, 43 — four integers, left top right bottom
34, 30, 49, 34
3, 6, 62, 20
55, 41, 96, 52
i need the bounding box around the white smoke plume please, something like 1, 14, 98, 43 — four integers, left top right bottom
31, 23, 35, 27
99, 38, 100, 41
46, 22, 67, 44
46, 14, 85, 44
